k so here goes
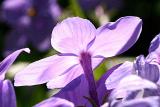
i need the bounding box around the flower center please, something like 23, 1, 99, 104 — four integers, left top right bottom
80, 52, 100, 106
27, 7, 37, 17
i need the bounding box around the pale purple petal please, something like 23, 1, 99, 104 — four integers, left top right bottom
147, 33, 160, 67
109, 75, 158, 100
89, 16, 142, 58
124, 90, 143, 100
0, 48, 30, 80
101, 102, 109, 107
134, 55, 145, 71
47, 57, 103, 89
47, 65, 83, 89
135, 55, 160, 83
34, 97, 74, 107
14, 55, 79, 86
149, 33, 160, 53
105, 61, 134, 90
54, 75, 91, 107
51, 17, 96, 55
123, 87, 160, 100
46, 57, 103, 106
92, 57, 104, 69
0, 80, 16, 107
96, 64, 121, 104
117, 96, 160, 107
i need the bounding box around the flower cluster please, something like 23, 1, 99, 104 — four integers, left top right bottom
78, 0, 122, 11
1, 15, 160, 107
1, 0, 61, 54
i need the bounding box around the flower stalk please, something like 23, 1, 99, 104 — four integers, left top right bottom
80, 52, 100, 106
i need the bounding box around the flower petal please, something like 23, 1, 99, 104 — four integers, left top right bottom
14, 55, 79, 86
149, 33, 160, 53
101, 102, 109, 107
0, 48, 30, 80
47, 65, 83, 89
47, 57, 103, 89
118, 96, 160, 107
92, 57, 104, 69
105, 61, 134, 90
135, 55, 160, 83
110, 75, 158, 100
90, 16, 142, 58
96, 64, 122, 104
54, 75, 91, 107
34, 97, 74, 107
0, 80, 16, 107
51, 17, 96, 55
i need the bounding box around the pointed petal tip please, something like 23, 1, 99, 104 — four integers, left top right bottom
149, 33, 160, 53
122, 16, 142, 21
23, 48, 30, 53
0, 48, 31, 79
46, 82, 53, 89
90, 16, 142, 58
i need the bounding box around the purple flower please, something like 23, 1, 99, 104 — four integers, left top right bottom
78, 0, 123, 11
1, 0, 61, 53
78, 0, 101, 11
14, 16, 142, 106
34, 97, 74, 107
0, 48, 30, 107
35, 75, 160, 107
0, 80, 17, 107
108, 75, 159, 100
104, 75, 160, 107
105, 33, 160, 90
135, 55, 159, 83
112, 97, 160, 107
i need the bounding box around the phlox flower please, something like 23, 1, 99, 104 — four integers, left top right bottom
34, 75, 160, 107
105, 33, 160, 90
15, 16, 142, 106
103, 75, 160, 107
1, 0, 61, 53
0, 48, 30, 107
